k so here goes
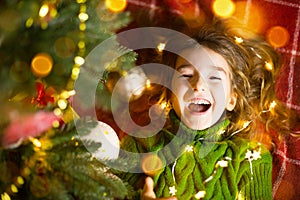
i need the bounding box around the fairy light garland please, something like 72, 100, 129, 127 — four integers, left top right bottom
52, 0, 88, 120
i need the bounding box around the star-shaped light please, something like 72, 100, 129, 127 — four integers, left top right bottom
245, 148, 261, 161
216, 160, 228, 168
194, 190, 206, 199
185, 145, 194, 152
169, 186, 177, 196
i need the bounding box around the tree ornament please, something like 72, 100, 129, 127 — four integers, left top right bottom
31, 53, 53, 78
79, 121, 120, 160
2, 111, 60, 149
31, 82, 55, 107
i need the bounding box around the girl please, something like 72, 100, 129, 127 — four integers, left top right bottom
118, 24, 273, 199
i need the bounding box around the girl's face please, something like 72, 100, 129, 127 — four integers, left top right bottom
171, 46, 237, 130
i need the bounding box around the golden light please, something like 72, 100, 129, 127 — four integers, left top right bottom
1, 192, 11, 200
30, 138, 42, 148
10, 184, 18, 193
39, 4, 49, 17
78, 12, 89, 22
269, 100, 277, 110
212, 0, 235, 18
25, 18, 34, 28
79, 23, 86, 31
265, 61, 273, 71
31, 53, 53, 78
57, 99, 68, 110
157, 42, 166, 52
74, 56, 85, 65
78, 41, 85, 49
160, 101, 168, 109
54, 108, 62, 116
146, 79, 151, 88
235, 36, 243, 44
52, 120, 60, 128
105, 0, 127, 12
141, 154, 163, 176
17, 176, 24, 185
71, 67, 80, 80
243, 121, 251, 129
266, 26, 290, 48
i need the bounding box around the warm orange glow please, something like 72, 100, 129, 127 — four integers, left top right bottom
212, 0, 235, 18
266, 26, 290, 48
230, 1, 265, 34
31, 53, 53, 77
105, 0, 127, 12
141, 154, 163, 176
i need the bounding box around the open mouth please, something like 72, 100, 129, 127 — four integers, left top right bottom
188, 99, 211, 113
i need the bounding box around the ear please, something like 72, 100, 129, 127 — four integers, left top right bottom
226, 92, 237, 111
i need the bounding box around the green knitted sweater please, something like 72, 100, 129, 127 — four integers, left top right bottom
120, 110, 272, 200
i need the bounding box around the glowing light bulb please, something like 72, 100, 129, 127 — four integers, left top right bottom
194, 191, 206, 199
74, 56, 85, 65
30, 138, 42, 148
243, 121, 251, 129
10, 184, 18, 193
58, 99, 68, 110
17, 177, 24, 185
39, 4, 49, 17
269, 101, 276, 110
31, 53, 53, 78
146, 79, 151, 88
212, 0, 235, 18
78, 12, 88, 22
265, 61, 273, 71
160, 101, 168, 109
105, 0, 127, 12
235, 36, 243, 44
157, 42, 166, 52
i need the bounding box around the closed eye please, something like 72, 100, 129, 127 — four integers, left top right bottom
209, 76, 222, 80
180, 74, 193, 78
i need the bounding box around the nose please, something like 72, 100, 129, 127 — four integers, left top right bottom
192, 75, 207, 92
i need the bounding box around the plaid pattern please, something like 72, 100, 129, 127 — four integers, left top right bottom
125, 0, 300, 199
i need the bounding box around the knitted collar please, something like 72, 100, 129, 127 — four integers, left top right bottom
169, 109, 230, 142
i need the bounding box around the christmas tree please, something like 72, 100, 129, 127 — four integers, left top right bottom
0, 0, 136, 199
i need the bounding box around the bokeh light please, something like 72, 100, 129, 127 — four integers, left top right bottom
39, 4, 49, 17
31, 53, 53, 78
141, 153, 163, 176
266, 26, 290, 48
54, 37, 76, 58
10, 61, 31, 83
105, 0, 127, 13
0, 9, 21, 32
212, 0, 235, 18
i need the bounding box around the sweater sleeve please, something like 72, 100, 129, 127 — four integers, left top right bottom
237, 143, 273, 200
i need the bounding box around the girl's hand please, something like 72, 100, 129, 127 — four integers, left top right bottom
141, 177, 177, 200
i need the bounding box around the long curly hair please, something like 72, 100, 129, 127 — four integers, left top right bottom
155, 21, 299, 143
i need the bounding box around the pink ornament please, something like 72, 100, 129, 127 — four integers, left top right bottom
2, 111, 60, 148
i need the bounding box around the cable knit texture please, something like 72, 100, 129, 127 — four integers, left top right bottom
120, 110, 272, 200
